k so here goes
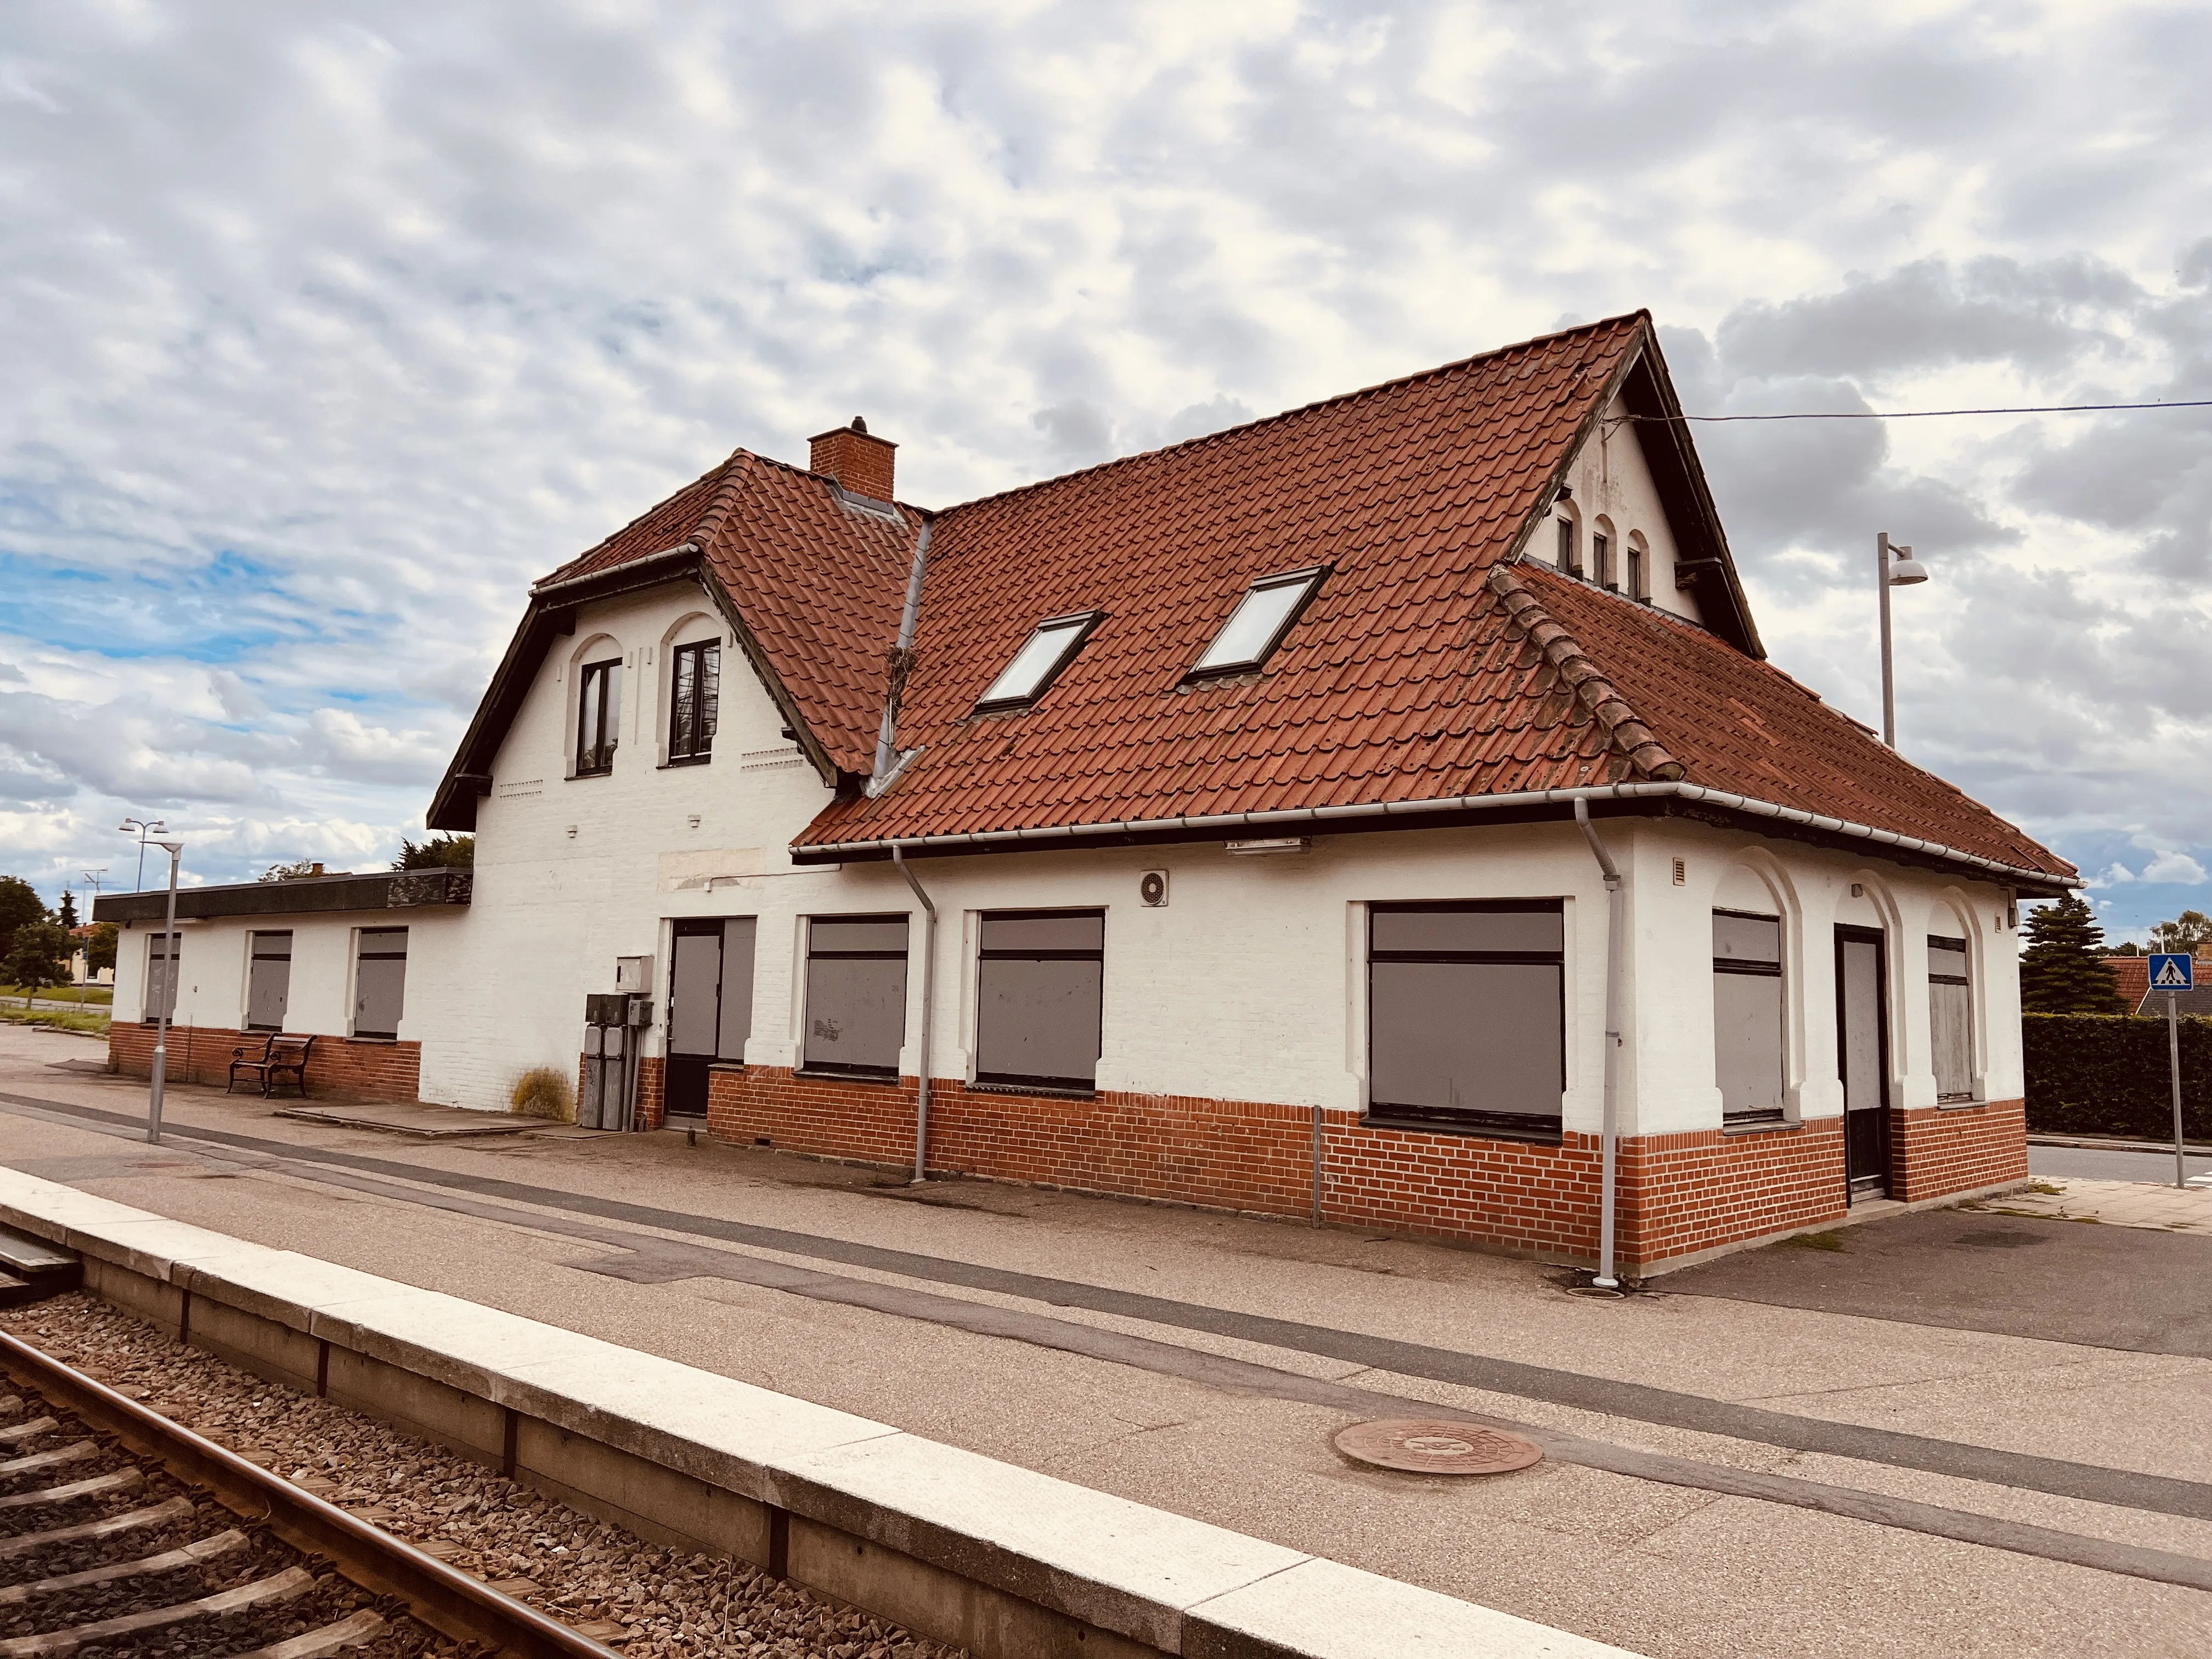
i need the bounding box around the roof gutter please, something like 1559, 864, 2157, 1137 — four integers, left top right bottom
792, 780, 2080, 892
529, 541, 698, 599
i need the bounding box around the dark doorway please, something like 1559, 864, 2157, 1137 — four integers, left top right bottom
1835, 924, 1892, 1202
665, 917, 756, 1119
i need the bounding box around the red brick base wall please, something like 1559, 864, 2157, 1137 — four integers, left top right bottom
1890, 1098, 2029, 1203
635, 1057, 665, 1131
107, 1023, 422, 1103
706, 1068, 2029, 1271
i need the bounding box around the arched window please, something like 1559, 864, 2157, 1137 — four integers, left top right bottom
1554, 503, 1582, 577
1626, 532, 1649, 602
568, 634, 622, 777
1592, 515, 1617, 592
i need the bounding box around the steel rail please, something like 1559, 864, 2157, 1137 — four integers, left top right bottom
0, 1328, 619, 1659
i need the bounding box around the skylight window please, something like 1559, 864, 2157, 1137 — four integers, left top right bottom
1188, 567, 1325, 677
975, 612, 1100, 710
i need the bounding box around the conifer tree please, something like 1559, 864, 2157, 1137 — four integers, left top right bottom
2021, 893, 2128, 1014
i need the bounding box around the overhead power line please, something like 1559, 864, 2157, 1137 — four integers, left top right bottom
1633, 398, 2212, 424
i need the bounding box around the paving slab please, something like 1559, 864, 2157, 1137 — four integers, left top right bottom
2, 1023, 2210, 1655
274, 1099, 549, 1138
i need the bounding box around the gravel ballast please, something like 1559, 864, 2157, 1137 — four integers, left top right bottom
2, 1294, 967, 1659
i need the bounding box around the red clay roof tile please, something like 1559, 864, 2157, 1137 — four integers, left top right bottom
512, 312, 2068, 884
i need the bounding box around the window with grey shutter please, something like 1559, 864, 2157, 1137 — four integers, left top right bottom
1368, 902, 1565, 1135
975, 911, 1104, 1092
1714, 911, 1785, 1123
144, 933, 180, 1023
354, 928, 408, 1040
803, 916, 909, 1079
1929, 935, 1973, 1102
246, 932, 292, 1032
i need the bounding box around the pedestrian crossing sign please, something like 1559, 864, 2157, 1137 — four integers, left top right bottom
2149, 953, 2194, 990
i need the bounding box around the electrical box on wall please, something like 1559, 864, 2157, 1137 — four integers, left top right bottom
615, 955, 653, 994
1139, 871, 1169, 906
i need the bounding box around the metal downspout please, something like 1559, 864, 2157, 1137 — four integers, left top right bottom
1575, 798, 1625, 1289
872, 521, 932, 791
892, 845, 937, 1186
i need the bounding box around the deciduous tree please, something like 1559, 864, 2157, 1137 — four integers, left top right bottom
4, 921, 71, 1007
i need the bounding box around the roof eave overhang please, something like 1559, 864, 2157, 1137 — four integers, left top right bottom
426, 543, 847, 831
93, 868, 473, 924
791, 782, 2076, 896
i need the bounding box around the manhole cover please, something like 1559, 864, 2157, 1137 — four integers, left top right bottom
1333, 1419, 1544, 1475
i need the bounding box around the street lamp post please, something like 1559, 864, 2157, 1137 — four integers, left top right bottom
146, 839, 183, 1145
78, 870, 105, 1006
1876, 532, 1929, 748
119, 819, 166, 892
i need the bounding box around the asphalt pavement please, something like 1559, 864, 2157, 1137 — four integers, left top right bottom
3, 1022, 2209, 1658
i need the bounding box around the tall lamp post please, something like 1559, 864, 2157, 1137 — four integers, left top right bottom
119, 819, 166, 892
78, 870, 106, 1006
146, 839, 183, 1145
1876, 532, 1929, 748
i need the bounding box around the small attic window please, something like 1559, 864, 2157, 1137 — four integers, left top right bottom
975, 611, 1101, 710
1188, 567, 1325, 678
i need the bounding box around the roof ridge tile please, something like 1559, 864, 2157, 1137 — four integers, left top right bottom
1484, 565, 1686, 782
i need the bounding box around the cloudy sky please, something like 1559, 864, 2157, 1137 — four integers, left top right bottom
3, 1, 2209, 937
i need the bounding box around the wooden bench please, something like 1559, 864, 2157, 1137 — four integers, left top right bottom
228, 1033, 315, 1099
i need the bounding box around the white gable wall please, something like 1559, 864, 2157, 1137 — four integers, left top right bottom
415, 579, 850, 1110
1534, 400, 1707, 629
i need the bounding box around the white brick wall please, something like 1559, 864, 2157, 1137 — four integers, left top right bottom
114, 571, 2029, 1138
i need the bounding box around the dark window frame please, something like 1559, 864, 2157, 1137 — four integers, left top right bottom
1713, 908, 1786, 1125
973, 907, 1105, 1094
1627, 540, 1646, 602
1592, 531, 1613, 591
1183, 566, 1329, 682
575, 657, 622, 777
974, 611, 1105, 713
799, 912, 910, 1082
1556, 516, 1579, 577
1365, 898, 1567, 1139
667, 639, 720, 765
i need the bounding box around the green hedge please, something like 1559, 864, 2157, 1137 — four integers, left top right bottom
2023, 1013, 2212, 1141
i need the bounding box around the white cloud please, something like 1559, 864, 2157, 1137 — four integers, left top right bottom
2141, 850, 2209, 885
1, 0, 2210, 921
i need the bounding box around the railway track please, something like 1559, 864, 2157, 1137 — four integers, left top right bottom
0, 1327, 619, 1659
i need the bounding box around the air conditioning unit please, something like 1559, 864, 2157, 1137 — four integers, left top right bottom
1139, 871, 1169, 907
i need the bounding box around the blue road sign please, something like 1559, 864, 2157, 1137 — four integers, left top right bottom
2149, 953, 2194, 991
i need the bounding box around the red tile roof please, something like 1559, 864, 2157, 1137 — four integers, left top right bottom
538, 450, 917, 774
437, 312, 2074, 888
1514, 567, 2069, 876
804, 314, 1655, 838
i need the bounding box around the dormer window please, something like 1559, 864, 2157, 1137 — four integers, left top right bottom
576, 658, 621, 775
976, 611, 1101, 711
1188, 567, 1325, 678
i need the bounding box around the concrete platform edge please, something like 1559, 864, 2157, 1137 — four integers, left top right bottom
0, 1167, 1636, 1659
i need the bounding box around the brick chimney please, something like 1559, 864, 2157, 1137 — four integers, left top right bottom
809, 417, 897, 503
